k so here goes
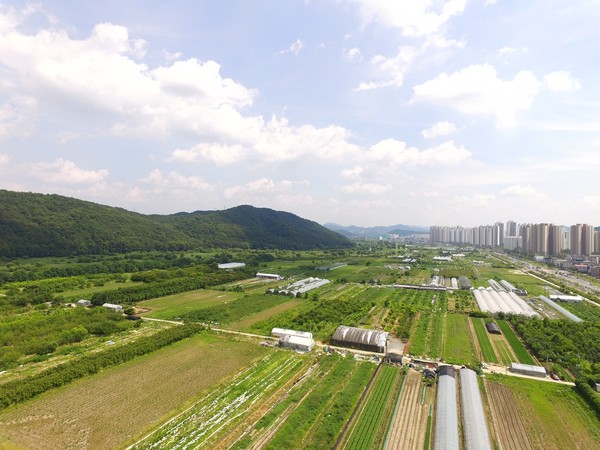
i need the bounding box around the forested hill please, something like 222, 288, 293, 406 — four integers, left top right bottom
0, 190, 351, 257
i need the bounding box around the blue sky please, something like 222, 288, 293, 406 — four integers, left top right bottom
0, 1, 599, 227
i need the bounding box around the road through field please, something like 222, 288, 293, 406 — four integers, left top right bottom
385, 370, 430, 450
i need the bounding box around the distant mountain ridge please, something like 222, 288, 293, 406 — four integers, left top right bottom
0, 190, 351, 257
323, 222, 429, 238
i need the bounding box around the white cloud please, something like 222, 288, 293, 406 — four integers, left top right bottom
0, 95, 36, 139
224, 178, 306, 199
454, 193, 496, 208
0, 153, 9, 166
342, 181, 392, 195
30, 158, 108, 184
347, 0, 468, 38
421, 121, 457, 138
544, 71, 581, 92
501, 184, 547, 199
341, 166, 364, 178
412, 64, 542, 127
276, 38, 304, 55
365, 139, 472, 166
343, 47, 363, 62
141, 169, 212, 191
357, 45, 418, 90
170, 143, 246, 165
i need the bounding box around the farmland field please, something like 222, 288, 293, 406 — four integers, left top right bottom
342, 364, 403, 450
496, 320, 537, 365
471, 318, 498, 363
139, 288, 238, 319
131, 350, 307, 449
443, 313, 477, 365
486, 374, 600, 449
385, 369, 433, 450
490, 334, 517, 365
0, 332, 269, 450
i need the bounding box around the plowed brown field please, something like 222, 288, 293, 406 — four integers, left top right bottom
485, 380, 533, 450
385, 369, 431, 450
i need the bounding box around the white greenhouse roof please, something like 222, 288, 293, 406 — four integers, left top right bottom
510, 363, 547, 375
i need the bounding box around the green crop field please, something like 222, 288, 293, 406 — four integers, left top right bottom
487, 374, 600, 449
496, 320, 537, 365
471, 318, 498, 363
344, 365, 402, 450
138, 288, 237, 319
491, 335, 516, 365
0, 332, 270, 450
443, 313, 476, 365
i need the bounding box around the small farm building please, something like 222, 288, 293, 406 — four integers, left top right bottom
434, 365, 459, 450
509, 363, 547, 378
331, 325, 388, 353
77, 299, 91, 307
256, 272, 283, 280
595, 383, 600, 393
218, 262, 246, 269
549, 294, 583, 303
485, 322, 501, 334
278, 335, 314, 352
385, 339, 404, 363
102, 303, 123, 313
271, 328, 313, 339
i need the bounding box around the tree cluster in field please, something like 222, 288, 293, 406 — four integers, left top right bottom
0, 324, 204, 409
90, 268, 251, 306
0, 190, 351, 258
509, 316, 600, 379
574, 378, 600, 418
0, 307, 135, 370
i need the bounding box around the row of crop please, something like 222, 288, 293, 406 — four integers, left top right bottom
496, 320, 537, 365
264, 355, 358, 449
134, 350, 304, 449
291, 360, 376, 450
471, 318, 498, 363
345, 365, 401, 450
0, 324, 204, 409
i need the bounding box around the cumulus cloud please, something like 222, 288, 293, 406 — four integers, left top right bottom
347, 0, 467, 38
501, 184, 547, 199
341, 166, 364, 178
357, 46, 418, 90
365, 139, 472, 166
421, 121, 457, 139
277, 38, 304, 55
224, 178, 306, 198
170, 143, 246, 165
342, 181, 392, 195
0, 96, 37, 139
412, 64, 541, 128
141, 169, 212, 191
30, 158, 108, 184
544, 71, 581, 92
0, 153, 9, 166
343, 47, 363, 62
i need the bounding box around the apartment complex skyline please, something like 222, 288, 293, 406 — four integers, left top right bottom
430, 221, 600, 257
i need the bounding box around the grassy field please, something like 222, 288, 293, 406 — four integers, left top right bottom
0, 332, 270, 450
443, 314, 477, 365
138, 288, 237, 319
490, 334, 516, 365
229, 299, 302, 331
487, 374, 600, 449
496, 320, 537, 365
471, 317, 498, 363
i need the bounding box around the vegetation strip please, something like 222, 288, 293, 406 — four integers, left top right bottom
0, 324, 204, 409
471, 317, 498, 363
496, 320, 536, 365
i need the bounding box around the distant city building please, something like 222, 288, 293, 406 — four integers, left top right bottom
430, 221, 596, 257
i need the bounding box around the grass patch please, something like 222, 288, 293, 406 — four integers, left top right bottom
442, 314, 477, 365
487, 373, 600, 449
471, 318, 498, 363
138, 288, 237, 319
0, 332, 270, 450
496, 320, 536, 365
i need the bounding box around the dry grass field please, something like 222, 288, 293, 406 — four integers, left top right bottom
0, 332, 269, 450
228, 299, 301, 331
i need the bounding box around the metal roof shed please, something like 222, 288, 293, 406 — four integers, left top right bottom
278, 335, 315, 352
331, 325, 388, 353
460, 368, 492, 450
509, 363, 547, 378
